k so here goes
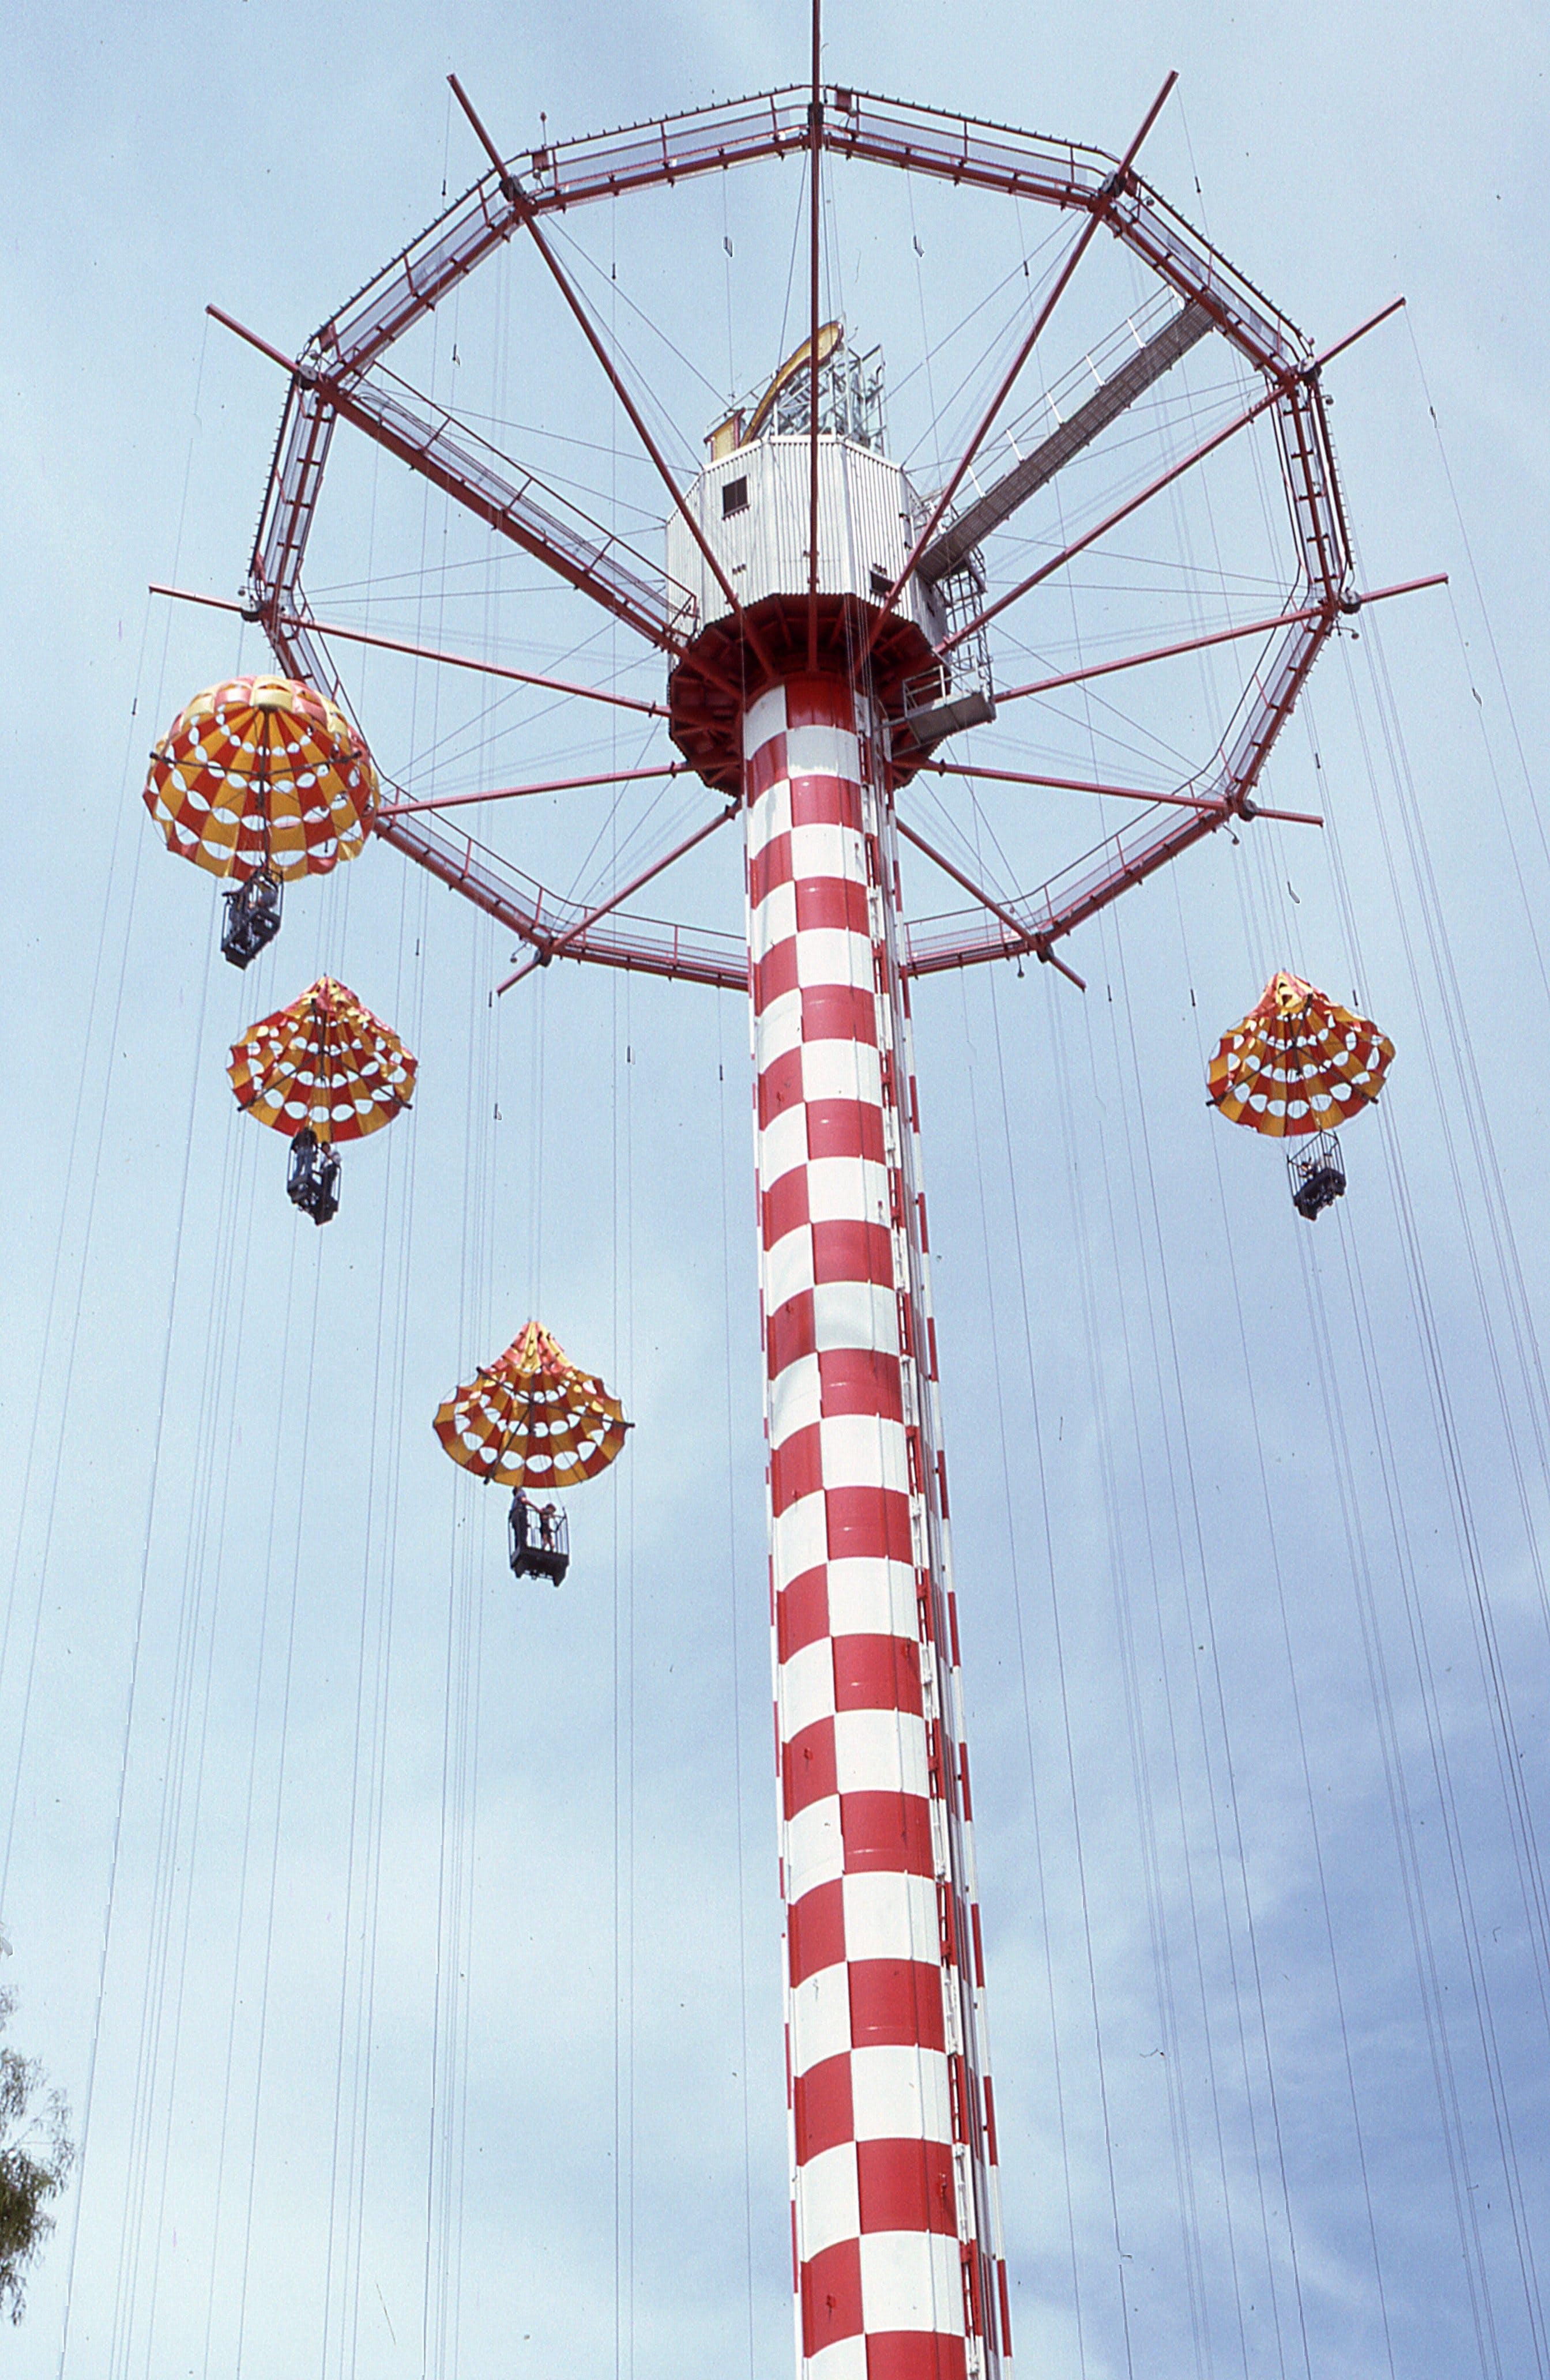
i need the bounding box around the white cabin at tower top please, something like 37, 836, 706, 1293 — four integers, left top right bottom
665, 330, 947, 650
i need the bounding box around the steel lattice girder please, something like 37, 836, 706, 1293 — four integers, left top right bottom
246, 82, 1353, 986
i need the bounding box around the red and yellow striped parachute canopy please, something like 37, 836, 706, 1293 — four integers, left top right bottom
228, 977, 416, 1143
144, 676, 378, 881
1207, 970, 1394, 1139
433, 1323, 629, 1490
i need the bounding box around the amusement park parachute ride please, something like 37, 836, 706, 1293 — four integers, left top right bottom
138, 31, 1435, 2380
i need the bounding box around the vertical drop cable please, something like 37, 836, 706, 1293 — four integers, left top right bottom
960, 973, 1088, 2371
1041, 986, 1139, 2380
231, 1251, 328, 2377
53, 911, 217, 2380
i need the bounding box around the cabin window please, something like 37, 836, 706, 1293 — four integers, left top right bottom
722, 476, 750, 518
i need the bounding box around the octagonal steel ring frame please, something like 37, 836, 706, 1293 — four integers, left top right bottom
239, 82, 1355, 991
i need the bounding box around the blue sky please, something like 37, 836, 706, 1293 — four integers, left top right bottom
3, 4, 1549, 2378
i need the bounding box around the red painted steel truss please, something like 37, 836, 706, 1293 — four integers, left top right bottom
238, 81, 1374, 990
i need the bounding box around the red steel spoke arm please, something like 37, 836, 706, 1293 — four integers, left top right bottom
993, 570, 1446, 705
918, 757, 1226, 811
820, 93, 1296, 371
916, 754, 1319, 820
380, 765, 683, 820
383, 807, 746, 989
328, 371, 679, 652
449, 76, 778, 683
150, 583, 667, 717
861, 70, 1177, 667
893, 812, 1086, 989
318, 94, 815, 378
496, 803, 739, 992
209, 306, 686, 658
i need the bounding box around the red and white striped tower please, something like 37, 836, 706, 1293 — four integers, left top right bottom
743, 665, 1011, 2380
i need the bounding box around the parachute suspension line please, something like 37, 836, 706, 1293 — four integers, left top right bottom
194, 1194, 305, 2380
1304, 685, 1550, 1682
1084, 913, 1251, 2376
1357, 608, 1550, 1602
603, 214, 641, 2380
426, 897, 500, 2380
1165, 870, 1399, 2380
0, 588, 156, 1736
955, 971, 1089, 2370
4, 311, 211, 1901
1074, 957, 1218, 2379
0, 589, 157, 1888
1299, 685, 1550, 2364
610, 952, 641, 2380
715, 992, 761, 2380
51, 916, 217, 2380
417, 286, 484, 2380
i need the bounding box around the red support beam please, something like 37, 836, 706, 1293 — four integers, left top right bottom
208, 304, 694, 665
916, 755, 1321, 826
379, 764, 683, 819
449, 74, 778, 684
943, 383, 1285, 650
993, 571, 1446, 706
893, 812, 1086, 988
919, 756, 1223, 811
376, 806, 746, 989
496, 803, 738, 992
149, 583, 666, 717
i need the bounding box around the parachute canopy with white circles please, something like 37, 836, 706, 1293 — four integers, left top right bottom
144, 675, 378, 882
228, 976, 417, 1143
433, 1323, 629, 1490
1207, 970, 1394, 1138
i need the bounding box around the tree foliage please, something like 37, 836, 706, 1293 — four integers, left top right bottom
0, 1987, 74, 2324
